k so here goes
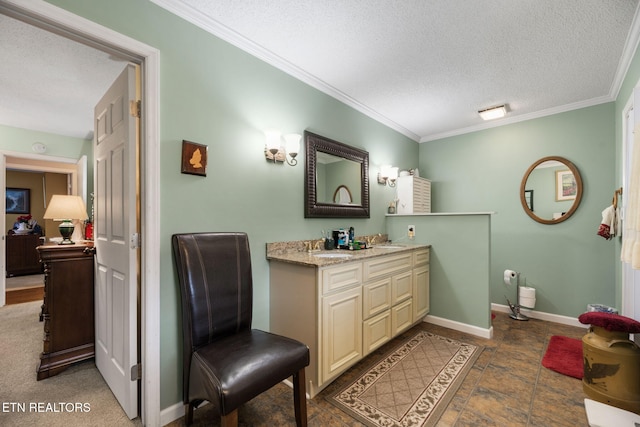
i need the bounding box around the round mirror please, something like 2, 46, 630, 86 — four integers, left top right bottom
520, 156, 583, 224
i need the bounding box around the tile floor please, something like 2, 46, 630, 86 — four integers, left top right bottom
167, 311, 590, 427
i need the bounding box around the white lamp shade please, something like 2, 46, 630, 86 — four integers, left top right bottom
380, 164, 392, 179
283, 133, 301, 155
264, 129, 282, 152
43, 195, 89, 221
388, 167, 399, 180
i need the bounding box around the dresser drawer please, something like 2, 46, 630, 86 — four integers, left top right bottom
364, 253, 413, 281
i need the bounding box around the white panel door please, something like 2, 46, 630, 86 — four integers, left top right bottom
94, 64, 138, 419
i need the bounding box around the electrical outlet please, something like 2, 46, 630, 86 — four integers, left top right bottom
408, 224, 415, 239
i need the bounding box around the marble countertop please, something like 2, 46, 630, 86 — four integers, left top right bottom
266, 243, 430, 267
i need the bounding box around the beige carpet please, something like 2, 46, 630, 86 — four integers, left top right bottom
329, 330, 482, 427
0, 301, 140, 426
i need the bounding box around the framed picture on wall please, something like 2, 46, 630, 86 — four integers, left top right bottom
181, 140, 208, 176
6, 188, 30, 214
556, 170, 577, 201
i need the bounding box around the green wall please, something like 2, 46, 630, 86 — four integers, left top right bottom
45, 0, 418, 409
387, 214, 492, 330
419, 104, 616, 318
0, 125, 90, 160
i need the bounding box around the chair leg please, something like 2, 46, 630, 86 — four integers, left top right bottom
184, 403, 194, 426
221, 409, 238, 427
293, 368, 307, 427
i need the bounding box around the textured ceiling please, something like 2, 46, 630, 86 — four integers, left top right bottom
1, 1, 639, 142
0, 13, 127, 140
153, 0, 640, 141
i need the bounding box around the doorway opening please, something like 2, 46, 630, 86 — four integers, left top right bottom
0, 1, 160, 424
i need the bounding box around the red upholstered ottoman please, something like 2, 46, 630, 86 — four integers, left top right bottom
578, 312, 640, 414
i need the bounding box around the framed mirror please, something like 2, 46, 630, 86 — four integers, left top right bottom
520, 156, 583, 224
304, 131, 370, 218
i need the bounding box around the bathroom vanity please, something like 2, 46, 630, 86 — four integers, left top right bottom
267, 243, 430, 397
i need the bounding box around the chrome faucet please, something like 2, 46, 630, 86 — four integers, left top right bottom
367, 233, 383, 246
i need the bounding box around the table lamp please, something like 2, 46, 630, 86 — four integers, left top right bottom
43, 195, 89, 245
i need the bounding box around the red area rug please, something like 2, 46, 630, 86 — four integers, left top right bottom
541, 335, 583, 379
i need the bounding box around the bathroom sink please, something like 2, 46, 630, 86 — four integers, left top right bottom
375, 245, 405, 249
313, 253, 353, 259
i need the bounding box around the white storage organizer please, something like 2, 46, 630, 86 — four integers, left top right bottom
396, 176, 431, 214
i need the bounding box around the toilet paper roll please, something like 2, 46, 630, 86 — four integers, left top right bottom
503, 269, 517, 286
519, 286, 536, 308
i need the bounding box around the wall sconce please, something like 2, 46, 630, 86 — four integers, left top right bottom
264, 129, 301, 166
478, 104, 507, 121
378, 164, 399, 187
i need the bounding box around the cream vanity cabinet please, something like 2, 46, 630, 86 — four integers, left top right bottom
269, 246, 429, 398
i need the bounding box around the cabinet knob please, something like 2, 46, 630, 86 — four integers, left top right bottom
83, 246, 96, 255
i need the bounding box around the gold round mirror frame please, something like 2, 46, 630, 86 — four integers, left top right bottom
519, 156, 583, 224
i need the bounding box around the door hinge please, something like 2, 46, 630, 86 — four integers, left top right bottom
130, 363, 142, 381
129, 100, 141, 118
130, 233, 141, 249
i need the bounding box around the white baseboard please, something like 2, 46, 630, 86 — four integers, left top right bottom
423, 315, 494, 339
160, 401, 184, 426
491, 303, 584, 328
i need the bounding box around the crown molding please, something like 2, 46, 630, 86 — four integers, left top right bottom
150, 0, 421, 141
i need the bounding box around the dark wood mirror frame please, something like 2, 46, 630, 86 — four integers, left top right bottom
304, 131, 370, 218
519, 156, 583, 224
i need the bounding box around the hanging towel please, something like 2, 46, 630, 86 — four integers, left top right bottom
597, 205, 616, 240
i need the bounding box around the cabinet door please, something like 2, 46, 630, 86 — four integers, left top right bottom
391, 270, 412, 304
392, 299, 413, 335
363, 310, 391, 355
413, 265, 430, 322
321, 287, 362, 384
363, 278, 391, 318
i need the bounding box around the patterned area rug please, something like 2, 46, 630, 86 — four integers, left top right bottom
329, 331, 482, 427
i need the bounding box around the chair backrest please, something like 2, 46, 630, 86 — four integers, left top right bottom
172, 232, 254, 353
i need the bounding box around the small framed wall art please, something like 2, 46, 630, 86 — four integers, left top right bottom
6, 188, 30, 214
181, 140, 208, 176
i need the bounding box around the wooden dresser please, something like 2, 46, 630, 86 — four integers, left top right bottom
6, 233, 43, 277
36, 243, 96, 380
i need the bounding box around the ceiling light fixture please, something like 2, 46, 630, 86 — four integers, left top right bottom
478, 105, 507, 121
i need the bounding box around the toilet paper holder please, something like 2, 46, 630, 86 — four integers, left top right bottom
504, 270, 529, 321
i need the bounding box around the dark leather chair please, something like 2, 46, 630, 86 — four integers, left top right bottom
172, 232, 310, 427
